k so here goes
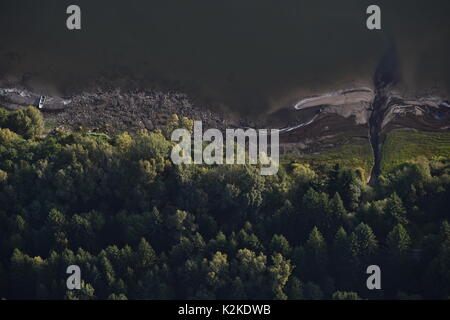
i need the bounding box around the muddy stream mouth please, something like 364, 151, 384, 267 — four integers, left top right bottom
367, 45, 399, 185
368, 89, 388, 184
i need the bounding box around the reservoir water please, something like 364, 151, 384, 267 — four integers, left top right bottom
0, 0, 449, 115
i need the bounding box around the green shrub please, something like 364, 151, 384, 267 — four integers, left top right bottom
6, 106, 44, 138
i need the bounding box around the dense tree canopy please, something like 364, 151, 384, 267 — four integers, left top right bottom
0, 107, 449, 299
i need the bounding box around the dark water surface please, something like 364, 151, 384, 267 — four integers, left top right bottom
0, 0, 449, 115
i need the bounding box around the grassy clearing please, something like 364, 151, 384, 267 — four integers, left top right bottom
282, 142, 374, 177
85, 132, 111, 141
381, 129, 450, 173
44, 120, 58, 129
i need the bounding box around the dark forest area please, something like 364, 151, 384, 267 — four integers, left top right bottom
0, 107, 449, 300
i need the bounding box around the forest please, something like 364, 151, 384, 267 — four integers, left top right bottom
0, 106, 449, 300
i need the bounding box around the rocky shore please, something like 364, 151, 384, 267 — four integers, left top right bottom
1, 82, 449, 183
0, 86, 235, 133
